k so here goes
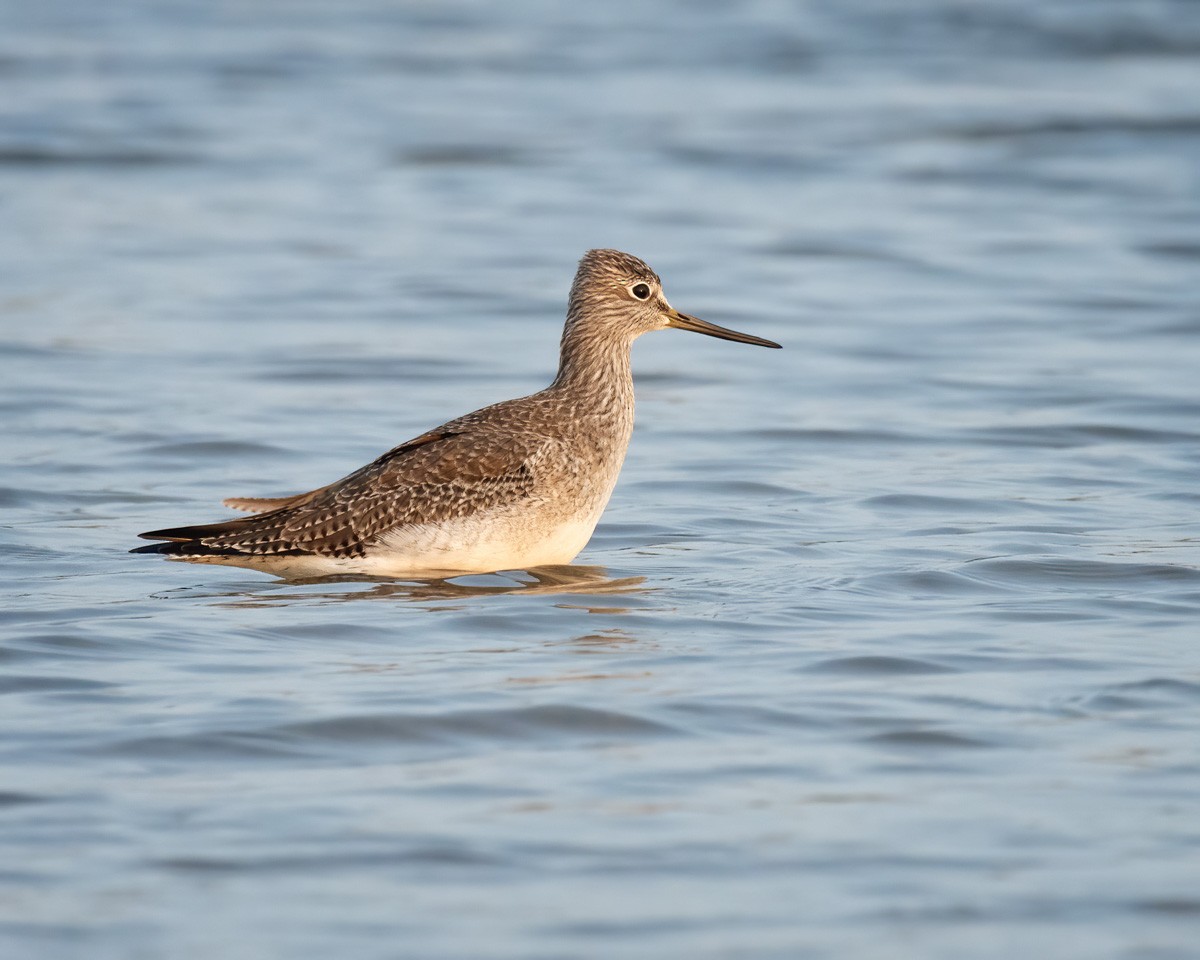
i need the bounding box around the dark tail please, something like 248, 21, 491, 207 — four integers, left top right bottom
131, 517, 261, 557
129, 539, 244, 557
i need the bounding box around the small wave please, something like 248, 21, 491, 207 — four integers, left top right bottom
663, 700, 820, 735
866, 729, 992, 749
937, 115, 1200, 143
277, 703, 678, 744
0, 145, 201, 167
751, 426, 928, 445
1134, 898, 1200, 916
394, 144, 532, 167
857, 568, 1014, 599
0, 792, 46, 808
155, 841, 505, 875
102, 704, 678, 764
970, 423, 1200, 448
257, 355, 467, 384
805, 655, 957, 676
138, 439, 292, 458
102, 730, 307, 762
1075, 677, 1200, 714
963, 557, 1200, 589
0, 675, 116, 695
865, 493, 1029, 515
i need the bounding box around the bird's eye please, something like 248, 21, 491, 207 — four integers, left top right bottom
630, 283, 651, 300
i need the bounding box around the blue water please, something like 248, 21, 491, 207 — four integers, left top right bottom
2, 2, 1200, 958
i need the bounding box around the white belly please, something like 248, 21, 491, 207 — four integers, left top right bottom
366, 510, 603, 577
169, 511, 602, 579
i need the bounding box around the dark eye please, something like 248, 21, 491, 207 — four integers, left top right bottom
631, 283, 651, 300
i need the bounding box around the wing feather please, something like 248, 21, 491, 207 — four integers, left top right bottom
150, 426, 545, 558
223, 493, 321, 513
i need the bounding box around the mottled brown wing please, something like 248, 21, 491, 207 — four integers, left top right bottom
191, 428, 545, 558
218, 430, 454, 514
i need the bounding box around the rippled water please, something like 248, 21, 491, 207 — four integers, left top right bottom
3, 1, 1200, 957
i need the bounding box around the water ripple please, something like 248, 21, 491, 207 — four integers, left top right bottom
805, 655, 957, 676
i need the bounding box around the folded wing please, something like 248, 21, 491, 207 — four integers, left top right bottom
136, 427, 545, 558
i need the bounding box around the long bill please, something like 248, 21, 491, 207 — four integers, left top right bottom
665, 308, 781, 349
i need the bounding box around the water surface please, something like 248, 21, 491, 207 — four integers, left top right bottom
2, 2, 1199, 958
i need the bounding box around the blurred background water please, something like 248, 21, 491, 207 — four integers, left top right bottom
2, 1, 1199, 958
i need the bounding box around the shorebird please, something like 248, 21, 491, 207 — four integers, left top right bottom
132, 249, 780, 578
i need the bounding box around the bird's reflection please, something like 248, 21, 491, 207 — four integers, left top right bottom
173, 564, 651, 608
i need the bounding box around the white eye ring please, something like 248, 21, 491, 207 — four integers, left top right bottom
629, 282, 652, 301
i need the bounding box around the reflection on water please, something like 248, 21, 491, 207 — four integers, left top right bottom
169, 565, 652, 607
546, 628, 642, 651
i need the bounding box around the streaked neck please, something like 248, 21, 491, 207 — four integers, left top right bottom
551, 308, 635, 407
